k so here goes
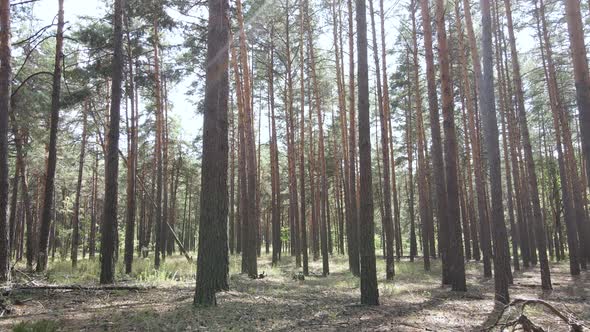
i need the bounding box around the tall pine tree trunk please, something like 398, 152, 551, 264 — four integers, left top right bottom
480, 0, 511, 302
369, 0, 394, 278
347, 0, 360, 276
37, 0, 64, 272
411, 1, 432, 271
419, 0, 450, 284
194, 0, 230, 305
124, 8, 137, 273
0, 0, 11, 281
100, 0, 123, 284
71, 103, 88, 267
298, 5, 309, 275
435, 0, 466, 291
357, 0, 379, 305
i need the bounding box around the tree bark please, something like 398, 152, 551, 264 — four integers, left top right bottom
303, 0, 329, 276
298, 4, 309, 275
347, 0, 360, 276
435, 0, 466, 291
71, 102, 88, 268
235, 0, 258, 277
480, 0, 511, 303
37, 0, 64, 272
0, 0, 11, 281
100, 0, 123, 284
369, 0, 394, 279
269, 24, 281, 266
411, 1, 432, 271
419, 0, 450, 284
194, 0, 230, 305
124, 7, 137, 273
535, 0, 579, 276
357, 0, 379, 305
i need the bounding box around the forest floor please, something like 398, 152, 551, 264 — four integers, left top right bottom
0, 253, 588, 331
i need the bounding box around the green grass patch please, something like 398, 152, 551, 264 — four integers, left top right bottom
13, 319, 59, 332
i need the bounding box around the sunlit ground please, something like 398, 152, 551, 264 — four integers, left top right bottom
3, 251, 589, 331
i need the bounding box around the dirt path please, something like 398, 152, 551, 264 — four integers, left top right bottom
1, 258, 588, 331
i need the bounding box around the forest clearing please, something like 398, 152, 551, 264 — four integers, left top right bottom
2, 0, 590, 329
1, 255, 588, 331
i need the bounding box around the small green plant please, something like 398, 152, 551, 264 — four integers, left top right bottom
13, 319, 59, 332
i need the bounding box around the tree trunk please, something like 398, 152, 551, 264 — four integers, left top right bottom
100, 0, 123, 284
235, 0, 258, 277
303, 0, 329, 276
36, 0, 64, 272
89, 150, 98, 259
284, 2, 300, 268
357, 0, 379, 305
419, 0, 450, 284
564, 0, 590, 239
229, 98, 236, 255
347, 0, 360, 276
480, 0, 511, 303
435, 0, 466, 291
558, 0, 590, 267
298, 4, 309, 275
535, 0, 579, 276
332, 0, 348, 257
463, 0, 492, 275
269, 24, 281, 267
153, 18, 164, 269
411, 1, 432, 271
404, 65, 417, 262
8, 152, 19, 260
369, 0, 394, 279
71, 102, 88, 268
0, 0, 11, 281
194, 0, 230, 305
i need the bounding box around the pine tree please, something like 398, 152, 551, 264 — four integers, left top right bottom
100, 0, 124, 284
357, 0, 379, 305
194, 0, 230, 306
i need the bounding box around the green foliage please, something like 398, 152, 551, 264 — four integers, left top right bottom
44, 255, 197, 286
13, 320, 59, 332
280, 227, 290, 243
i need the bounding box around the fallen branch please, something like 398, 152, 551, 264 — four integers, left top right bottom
487, 298, 585, 332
